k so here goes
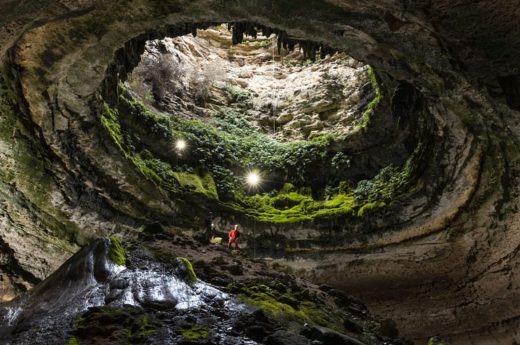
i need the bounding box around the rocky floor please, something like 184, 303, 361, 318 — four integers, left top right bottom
0, 228, 411, 345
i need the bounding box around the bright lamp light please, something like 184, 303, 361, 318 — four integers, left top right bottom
175, 139, 187, 151
246, 171, 261, 187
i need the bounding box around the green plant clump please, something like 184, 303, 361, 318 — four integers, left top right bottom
100, 103, 125, 150
359, 66, 383, 128
67, 337, 79, 345
246, 191, 356, 223
123, 315, 159, 342
353, 164, 411, 204
71, 307, 158, 344
180, 323, 209, 340
108, 236, 126, 266
428, 337, 450, 345
175, 257, 197, 284
357, 201, 386, 218
232, 282, 343, 331
223, 85, 250, 103
137, 316, 158, 338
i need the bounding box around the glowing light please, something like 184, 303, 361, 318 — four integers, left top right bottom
175, 139, 187, 151
246, 171, 261, 187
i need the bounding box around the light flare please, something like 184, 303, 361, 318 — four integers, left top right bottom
246, 170, 261, 187
175, 139, 187, 151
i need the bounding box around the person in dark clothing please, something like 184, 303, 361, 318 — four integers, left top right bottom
204, 212, 215, 243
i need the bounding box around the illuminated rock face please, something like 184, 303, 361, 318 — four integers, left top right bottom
0, 1, 519, 344
133, 29, 372, 141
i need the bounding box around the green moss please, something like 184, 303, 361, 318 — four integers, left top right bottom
280, 183, 295, 193
180, 323, 209, 340
241, 290, 294, 315
108, 237, 126, 266
171, 171, 218, 199
67, 337, 79, 345
298, 301, 336, 328
428, 337, 450, 345
353, 159, 416, 205
240, 154, 416, 223
245, 191, 356, 223
130, 156, 163, 184
176, 257, 197, 284
358, 66, 383, 129
100, 102, 164, 186
123, 315, 159, 342
223, 85, 250, 103
102, 82, 417, 226
71, 306, 160, 344
100, 97, 220, 199
0, 70, 83, 248
232, 282, 343, 331
100, 103, 125, 150
357, 201, 386, 217
138, 316, 157, 337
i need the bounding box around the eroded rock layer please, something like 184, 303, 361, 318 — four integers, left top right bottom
0, 1, 519, 344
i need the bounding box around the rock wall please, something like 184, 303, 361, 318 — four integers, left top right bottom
133, 29, 372, 141
0, 1, 519, 344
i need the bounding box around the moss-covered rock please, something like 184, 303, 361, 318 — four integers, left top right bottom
358, 66, 383, 129
357, 201, 385, 218
174, 257, 197, 285
229, 281, 345, 332
108, 237, 126, 266
67, 337, 79, 345
71, 306, 159, 344
133, 315, 158, 339
428, 336, 450, 345
180, 323, 209, 340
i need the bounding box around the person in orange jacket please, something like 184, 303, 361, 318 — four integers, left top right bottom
227, 224, 241, 251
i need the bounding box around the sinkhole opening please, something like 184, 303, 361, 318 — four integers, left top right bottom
101, 22, 424, 226
127, 25, 372, 141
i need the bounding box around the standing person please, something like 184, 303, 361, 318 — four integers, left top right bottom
204, 212, 215, 243
227, 224, 241, 251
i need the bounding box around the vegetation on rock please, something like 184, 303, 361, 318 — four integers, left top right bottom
99, 80, 417, 225
358, 66, 383, 129
67, 337, 79, 345
175, 257, 198, 284
71, 306, 158, 344
180, 323, 209, 340
428, 336, 450, 345
229, 281, 345, 332
108, 237, 126, 266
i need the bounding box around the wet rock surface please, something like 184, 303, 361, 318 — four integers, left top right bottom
0, 233, 408, 345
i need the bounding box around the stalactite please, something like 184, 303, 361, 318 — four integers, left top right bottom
228, 22, 339, 60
